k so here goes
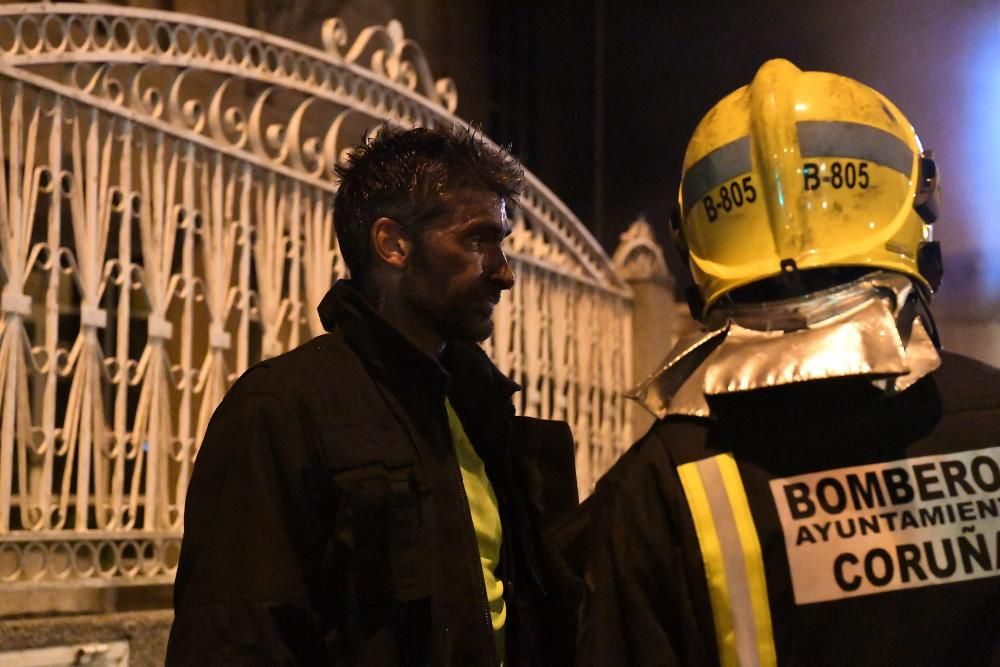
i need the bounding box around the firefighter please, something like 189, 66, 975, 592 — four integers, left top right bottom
578, 59, 1000, 666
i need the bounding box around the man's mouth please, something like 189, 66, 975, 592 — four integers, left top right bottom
471, 298, 499, 316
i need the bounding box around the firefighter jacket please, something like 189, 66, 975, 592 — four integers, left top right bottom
167, 280, 579, 666
578, 351, 1000, 666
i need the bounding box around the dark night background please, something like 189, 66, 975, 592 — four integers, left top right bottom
481, 0, 1000, 327
176, 0, 998, 351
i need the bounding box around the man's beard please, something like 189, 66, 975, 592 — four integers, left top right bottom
402, 261, 497, 344
411, 286, 497, 343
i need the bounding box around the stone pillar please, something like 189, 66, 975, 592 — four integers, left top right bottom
613, 217, 691, 438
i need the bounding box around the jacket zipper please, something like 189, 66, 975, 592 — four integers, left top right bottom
500, 405, 548, 599
518, 518, 547, 598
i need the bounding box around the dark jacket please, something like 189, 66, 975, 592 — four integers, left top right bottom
167, 280, 579, 666
578, 352, 1000, 666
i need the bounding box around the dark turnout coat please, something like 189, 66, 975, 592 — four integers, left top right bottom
167, 280, 579, 666
578, 352, 1000, 666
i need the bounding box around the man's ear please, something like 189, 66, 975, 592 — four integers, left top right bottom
370, 217, 412, 270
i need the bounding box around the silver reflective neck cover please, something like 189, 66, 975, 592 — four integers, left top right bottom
629, 272, 941, 419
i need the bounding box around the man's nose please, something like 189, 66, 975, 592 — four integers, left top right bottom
489, 247, 515, 290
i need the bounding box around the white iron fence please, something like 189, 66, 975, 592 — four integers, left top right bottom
0, 5, 632, 591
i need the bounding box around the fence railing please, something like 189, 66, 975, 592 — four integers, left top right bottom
0, 4, 632, 591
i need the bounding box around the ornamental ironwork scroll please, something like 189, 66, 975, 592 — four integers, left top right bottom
0, 4, 632, 590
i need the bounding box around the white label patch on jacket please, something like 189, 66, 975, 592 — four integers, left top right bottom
769, 446, 1000, 604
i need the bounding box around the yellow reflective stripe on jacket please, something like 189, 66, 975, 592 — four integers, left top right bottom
677, 454, 776, 667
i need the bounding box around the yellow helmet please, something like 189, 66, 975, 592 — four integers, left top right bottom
674, 59, 942, 318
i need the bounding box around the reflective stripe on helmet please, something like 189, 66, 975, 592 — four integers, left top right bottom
797, 120, 913, 176
682, 136, 751, 214
677, 454, 776, 667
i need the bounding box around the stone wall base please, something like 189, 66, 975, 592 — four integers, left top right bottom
0, 604, 172, 666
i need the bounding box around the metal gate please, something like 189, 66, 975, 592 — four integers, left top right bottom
0, 4, 632, 593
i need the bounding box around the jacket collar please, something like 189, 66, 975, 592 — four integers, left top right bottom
317, 279, 519, 405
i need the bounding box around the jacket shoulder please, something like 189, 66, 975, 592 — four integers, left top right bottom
220, 332, 368, 415
592, 416, 709, 500
932, 351, 1000, 413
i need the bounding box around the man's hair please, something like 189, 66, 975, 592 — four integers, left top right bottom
333, 125, 524, 282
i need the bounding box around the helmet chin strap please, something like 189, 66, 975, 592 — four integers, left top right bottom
907, 285, 941, 350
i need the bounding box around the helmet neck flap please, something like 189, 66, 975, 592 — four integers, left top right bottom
629, 271, 941, 420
